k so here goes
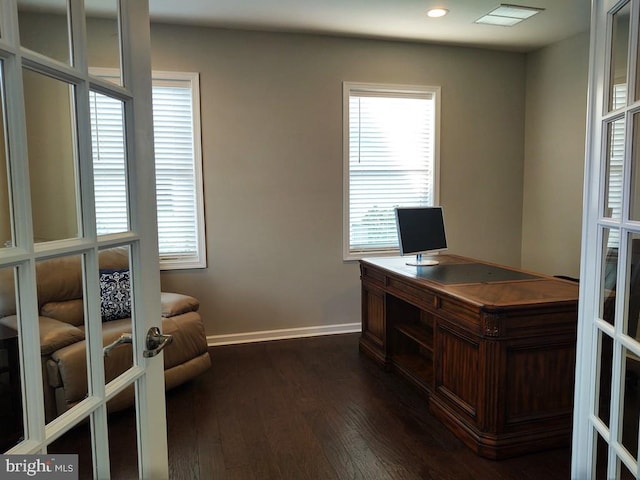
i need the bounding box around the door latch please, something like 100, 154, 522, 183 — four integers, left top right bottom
143, 326, 173, 358
102, 328, 172, 358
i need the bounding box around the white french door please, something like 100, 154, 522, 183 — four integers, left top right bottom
0, 0, 169, 478
574, 0, 640, 478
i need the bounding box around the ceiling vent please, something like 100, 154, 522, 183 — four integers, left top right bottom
475, 4, 544, 26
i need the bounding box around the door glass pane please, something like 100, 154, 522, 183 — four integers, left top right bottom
36, 255, 87, 424
23, 69, 79, 243
635, 3, 640, 102
48, 422, 93, 478
619, 458, 634, 479
90, 92, 129, 234
108, 397, 139, 479
87, 0, 122, 86
630, 113, 640, 220
100, 246, 133, 383
602, 228, 618, 324
605, 118, 625, 221
49, 403, 140, 479
609, 2, 630, 111
18, 0, 70, 65
595, 432, 608, 478
598, 330, 614, 428
0, 267, 23, 452
625, 233, 640, 337
621, 346, 640, 461
0, 62, 12, 249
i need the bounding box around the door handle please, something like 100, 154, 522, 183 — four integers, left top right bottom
144, 326, 173, 358
103, 333, 132, 357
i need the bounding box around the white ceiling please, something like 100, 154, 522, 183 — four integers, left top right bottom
146, 0, 591, 53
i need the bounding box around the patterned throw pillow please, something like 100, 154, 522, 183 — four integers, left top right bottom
99, 269, 131, 322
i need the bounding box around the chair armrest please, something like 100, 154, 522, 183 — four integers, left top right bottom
160, 292, 200, 317
0, 314, 85, 356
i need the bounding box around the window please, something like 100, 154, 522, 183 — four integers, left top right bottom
91, 71, 206, 269
603, 83, 626, 249
343, 82, 440, 260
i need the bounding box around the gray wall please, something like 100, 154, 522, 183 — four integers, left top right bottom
21, 15, 588, 338
521, 32, 589, 279
150, 25, 527, 338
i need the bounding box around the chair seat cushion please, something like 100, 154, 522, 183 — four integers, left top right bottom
49, 312, 209, 405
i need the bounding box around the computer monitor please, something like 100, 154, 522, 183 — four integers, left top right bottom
395, 206, 448, 266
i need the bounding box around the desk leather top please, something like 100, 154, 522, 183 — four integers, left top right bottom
413, 262, 539, 284
361, 254, 580, 309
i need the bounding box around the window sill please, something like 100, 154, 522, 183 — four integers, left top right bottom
343, 250, 400, 262
160, 256, 206, 271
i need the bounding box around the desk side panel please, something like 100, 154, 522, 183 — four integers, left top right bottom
503, 338, 576, 426
359, 279, 387, 366
434, 320, 480, 420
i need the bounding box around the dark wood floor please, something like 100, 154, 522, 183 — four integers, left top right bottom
52, 333, 572, 479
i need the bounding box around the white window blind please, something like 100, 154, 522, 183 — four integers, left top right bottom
153, 81, 199, 259
90, 91, 128, 234
607, 83, 626, 248
91, 71, 206, 269
343, 83, 439, 259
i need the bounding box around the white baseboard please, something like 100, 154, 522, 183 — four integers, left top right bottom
207, 322, 361, 346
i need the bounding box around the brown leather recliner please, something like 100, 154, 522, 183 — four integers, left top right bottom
0, 248, 211, 422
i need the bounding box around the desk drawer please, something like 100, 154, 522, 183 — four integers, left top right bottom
361, 264, 387, 287
387, 277, 438, 311
387, 277, 483, 334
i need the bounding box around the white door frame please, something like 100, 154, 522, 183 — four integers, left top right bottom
0, 1, 169, 478
573, 0, 640, 477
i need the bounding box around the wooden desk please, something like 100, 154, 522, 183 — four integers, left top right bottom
359, 255, 579, 460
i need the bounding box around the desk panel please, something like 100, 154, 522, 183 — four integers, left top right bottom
415, 263, 540, 284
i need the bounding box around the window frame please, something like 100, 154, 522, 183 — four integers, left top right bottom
342, 81, 441, 261
90, 68, 206, 270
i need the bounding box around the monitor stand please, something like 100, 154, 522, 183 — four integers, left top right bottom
406, 253, 439, 266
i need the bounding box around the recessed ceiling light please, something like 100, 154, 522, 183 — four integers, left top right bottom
427, 8, 449, 18
475, 4, 544, 27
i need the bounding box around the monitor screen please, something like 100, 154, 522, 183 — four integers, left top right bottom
395, 206, 448, 257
